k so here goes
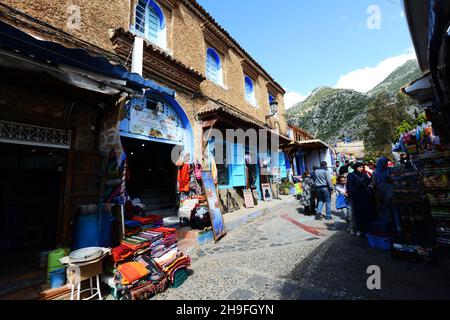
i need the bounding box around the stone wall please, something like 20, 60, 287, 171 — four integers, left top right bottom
1, 0, 288, 135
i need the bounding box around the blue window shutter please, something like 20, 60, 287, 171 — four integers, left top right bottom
231, 143, 246, 187
245, 82, 251, 101
206, 52, 218, 83
146, 6, 159, 42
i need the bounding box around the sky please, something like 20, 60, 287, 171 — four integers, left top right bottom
196, 0, 416, 109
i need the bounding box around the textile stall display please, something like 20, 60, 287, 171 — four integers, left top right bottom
391, 169, 435, 262
419, 150, 450, 247
391, 120, 450, 262
102, 224, 191, 300
176, 161, 211, 229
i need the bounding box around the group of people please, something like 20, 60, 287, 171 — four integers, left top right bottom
299, 157, 403, 237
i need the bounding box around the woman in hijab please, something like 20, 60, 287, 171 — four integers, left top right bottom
299, 171, 316, 215
346, 162, 376, 236
373, 157, 402, 233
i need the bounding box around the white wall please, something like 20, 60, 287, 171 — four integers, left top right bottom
304, 148, 333, 174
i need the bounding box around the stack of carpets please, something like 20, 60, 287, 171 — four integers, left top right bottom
150, 227, 178, 256
132, 215, 164, 229
121, 236, 150, 256
137, 231, 165, 257
112, 257, 168, 300
110, 244, 134, 264
170, 268, 189, 288
154, 249, 191, 284
124, 220, 142, 237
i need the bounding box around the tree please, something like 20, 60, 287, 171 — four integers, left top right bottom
363, 92, 413, 157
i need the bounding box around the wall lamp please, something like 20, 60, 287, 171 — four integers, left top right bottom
266, 100, 278, 119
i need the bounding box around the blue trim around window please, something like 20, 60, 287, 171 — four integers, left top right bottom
146, 0, 165, 29
244, 76, 255, 104
206, 48, 221, 68
206, 48, 222, 84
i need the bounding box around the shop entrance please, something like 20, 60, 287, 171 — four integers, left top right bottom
121, 137, 177, 216
0, 143, 66, 293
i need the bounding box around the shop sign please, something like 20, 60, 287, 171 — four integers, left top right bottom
128, 98, 184, 143
272, 167, 281, 184
243, 189, 255, 208
201, 171, 227, 241
261, 183, 273, 201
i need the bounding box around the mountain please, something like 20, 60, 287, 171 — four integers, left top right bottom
286, 60, 421, 145
286, 87, 372, 144
369, 60, 421, 96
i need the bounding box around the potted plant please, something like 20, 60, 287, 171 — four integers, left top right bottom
280, 179, 294, 195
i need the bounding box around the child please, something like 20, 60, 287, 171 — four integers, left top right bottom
335, 175, 355, 235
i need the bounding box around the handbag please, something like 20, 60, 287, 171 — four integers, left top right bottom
336, 194, 347, 209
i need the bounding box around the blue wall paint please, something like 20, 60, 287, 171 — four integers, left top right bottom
120, 91, 194, 162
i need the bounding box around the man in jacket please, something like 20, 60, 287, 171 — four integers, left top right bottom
313, 161, 333, 220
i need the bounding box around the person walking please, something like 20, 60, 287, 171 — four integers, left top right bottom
346, 162, 376, 236
299, 171, 315, 215
335, 175, 355, 234
313, 161, 333, 221
334, 161, 341, 175
339, 160, 350, 175
373, 157, 402, 234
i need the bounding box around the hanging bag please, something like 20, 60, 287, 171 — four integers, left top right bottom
336, 194, 347, 209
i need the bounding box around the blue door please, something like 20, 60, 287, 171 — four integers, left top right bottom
279, 152, 287, 179
230, 143, 246, 187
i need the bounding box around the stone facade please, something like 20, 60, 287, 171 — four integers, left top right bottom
1, 0, 288, 160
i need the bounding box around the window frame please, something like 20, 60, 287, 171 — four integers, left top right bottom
206, 47, 224, 86
133, 0, 167, 50
244, 75, 257, 107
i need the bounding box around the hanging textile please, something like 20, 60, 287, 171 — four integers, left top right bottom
178, 163, 190, 192
210, 156, 218, 185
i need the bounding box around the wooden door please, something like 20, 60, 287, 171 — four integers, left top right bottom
59, 150, 103, 245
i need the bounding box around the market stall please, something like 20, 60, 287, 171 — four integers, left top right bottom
391, 121, 450, 262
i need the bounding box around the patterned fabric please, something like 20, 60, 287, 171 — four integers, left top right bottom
127, 277, 168, 300
299, 177, 315, 207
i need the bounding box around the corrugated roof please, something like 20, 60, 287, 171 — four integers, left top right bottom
198, 100, 291, 142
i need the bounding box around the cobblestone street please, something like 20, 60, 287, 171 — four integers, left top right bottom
155, 198, 450, 300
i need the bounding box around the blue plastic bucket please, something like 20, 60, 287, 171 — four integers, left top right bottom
72, 214, 100, 250
49, 268, 66, 288
98, 213, 114, 248
72, 212, 114, 250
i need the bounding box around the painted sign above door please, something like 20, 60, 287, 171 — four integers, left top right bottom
126, 96, 185, 144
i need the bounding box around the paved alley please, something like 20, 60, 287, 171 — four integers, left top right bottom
155, 197, 450, 300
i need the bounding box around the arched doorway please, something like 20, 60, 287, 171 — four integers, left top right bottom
119, 91, 193, 217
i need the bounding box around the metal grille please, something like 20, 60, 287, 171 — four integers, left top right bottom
134, 0, 160, 42
0, 120, 71, 149
135, 0, 147, 35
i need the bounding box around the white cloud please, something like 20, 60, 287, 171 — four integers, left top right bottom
334, 49, 417, 92
284, 91, 309, 110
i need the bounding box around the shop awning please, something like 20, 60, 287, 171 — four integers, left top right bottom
282, 139, 330, 151
197, 99, 291, 143
403, 0, 430, 73
402, 72, 433, 102
0, 20, 174, 96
